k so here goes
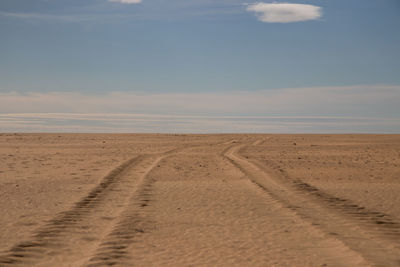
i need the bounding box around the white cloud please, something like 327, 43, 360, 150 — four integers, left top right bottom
246, 2, 322, 23
108, 0, 142, 4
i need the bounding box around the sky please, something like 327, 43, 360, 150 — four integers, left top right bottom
0, 0, 399, 133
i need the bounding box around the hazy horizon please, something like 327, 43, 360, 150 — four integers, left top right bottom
1, 0, 399, 133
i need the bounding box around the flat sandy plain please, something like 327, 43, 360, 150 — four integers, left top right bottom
0, 134, 399, 266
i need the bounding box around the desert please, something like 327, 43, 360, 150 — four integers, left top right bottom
0, 133, 399, 266
2, 0, 400, 266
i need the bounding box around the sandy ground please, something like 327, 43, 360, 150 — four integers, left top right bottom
0, 134, 399, 266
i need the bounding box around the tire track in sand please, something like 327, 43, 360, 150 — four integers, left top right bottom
0, 153, 167, 266
0, 139, 235, 266
88, 140, 366, 266
85, 164, 156, 266
225, 141, 400, 266
84, 140, 242, 266
84, 141, 238, 266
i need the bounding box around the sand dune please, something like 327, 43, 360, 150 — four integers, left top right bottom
0, 134, 399, 266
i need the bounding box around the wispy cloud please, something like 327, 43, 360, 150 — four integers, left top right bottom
0, 1, 243, 23
108, 0, 142, 4
246, 2, 322, 23
0, 11, 89, 22
0, 11, 137, 23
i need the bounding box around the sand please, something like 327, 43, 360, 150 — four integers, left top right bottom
0, 134, 399, 266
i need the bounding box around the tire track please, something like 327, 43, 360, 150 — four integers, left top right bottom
247, 153, 400, 243
251, 156, 400, 238
0, 138, 237, 266
85, 168, 156, 266
85, 140, 239, 266
89, 139, 366, 266
224, 141, 400, 267
0, 154, 165, 266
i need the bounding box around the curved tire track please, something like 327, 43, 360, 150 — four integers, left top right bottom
224, 141, 400, 267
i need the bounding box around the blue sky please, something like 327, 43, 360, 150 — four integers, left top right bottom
0, 0, 400, 132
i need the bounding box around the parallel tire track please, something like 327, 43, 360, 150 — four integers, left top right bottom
253, 157, 400, 238
0, 154, 164, 266
0, 139, 235, 266
85, 171, 156, 266
85, 140, 239, 266
224, 142, 400, 267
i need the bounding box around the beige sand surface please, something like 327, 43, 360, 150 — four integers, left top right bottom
0, 134, 399, 266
